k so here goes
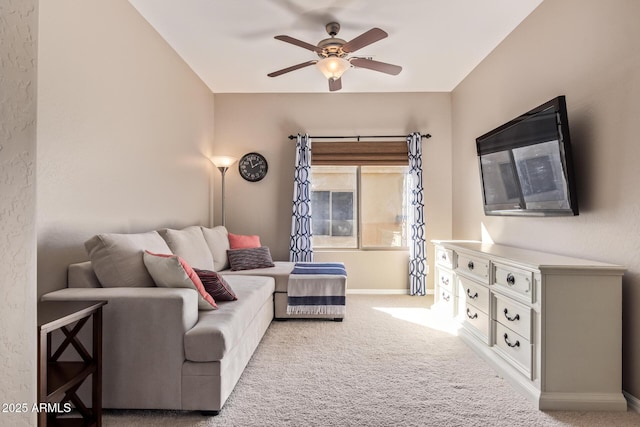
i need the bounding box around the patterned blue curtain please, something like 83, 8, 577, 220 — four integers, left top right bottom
407, 132, 426, 295
289, 133, 314, 262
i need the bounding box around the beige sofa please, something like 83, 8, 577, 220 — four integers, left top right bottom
41, 225, 340, 415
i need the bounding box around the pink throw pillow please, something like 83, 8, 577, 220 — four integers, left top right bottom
228, 232, 261, 249
143, 251, 217, 310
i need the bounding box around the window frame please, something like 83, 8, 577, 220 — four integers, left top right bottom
311, 165, 410, 251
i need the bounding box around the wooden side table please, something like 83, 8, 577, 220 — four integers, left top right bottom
37, 300, 107, 427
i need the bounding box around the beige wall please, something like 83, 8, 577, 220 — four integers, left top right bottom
0, 0, 38, 424
452, 0, 640, 397
37, 0, 215, 297
213, 92, 452, 291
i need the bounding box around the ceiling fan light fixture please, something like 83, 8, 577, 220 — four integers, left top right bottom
316, 56, 350, 80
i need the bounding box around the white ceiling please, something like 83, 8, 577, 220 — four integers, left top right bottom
128, 0, 543, 93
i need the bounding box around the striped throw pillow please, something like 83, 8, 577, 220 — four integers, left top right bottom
193, 269, 237, 301
227, 246, 275, 271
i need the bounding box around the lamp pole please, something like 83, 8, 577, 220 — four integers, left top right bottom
209, 156, 238, 227
218, 166, 229, 227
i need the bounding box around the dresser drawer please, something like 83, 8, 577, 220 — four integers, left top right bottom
437, 267, 454, 293
458, 275, 489, 314
463, 305, 489, 343
436, 288, 455, 316
493, 262, 534, 302
493, 321, 532, 378
435, 246, 454, 268
493, 294, 532, 340
456, 252, 489, 283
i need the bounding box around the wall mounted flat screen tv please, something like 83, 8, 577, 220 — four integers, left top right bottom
476, 96, 579, 216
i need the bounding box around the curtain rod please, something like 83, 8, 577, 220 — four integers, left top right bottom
287, 134, 432, 140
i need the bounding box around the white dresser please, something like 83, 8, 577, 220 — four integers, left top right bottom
432, 240, 626, 411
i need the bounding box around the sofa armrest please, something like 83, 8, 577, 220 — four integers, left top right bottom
41, 287, 199, 410
68, 261, 102, 288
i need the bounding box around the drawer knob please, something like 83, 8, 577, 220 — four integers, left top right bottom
467, 260, 474, 270
441, 253, 447, 261
503, 308, 520, 322
441, 292, 450, 302
467, 288, 478, 299
441, 277, 449, 286
506, 273, 516, 286
466, 308, 478, 320
504, 333, 520, 348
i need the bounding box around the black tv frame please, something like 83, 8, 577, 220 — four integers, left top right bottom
476, 96, 579, 217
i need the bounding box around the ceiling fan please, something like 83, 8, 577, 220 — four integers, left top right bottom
267, 22, 402, 92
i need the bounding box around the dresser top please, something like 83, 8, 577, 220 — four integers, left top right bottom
432, 240, 625, 273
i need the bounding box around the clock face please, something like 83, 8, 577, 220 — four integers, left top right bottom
238, 152, 268, 182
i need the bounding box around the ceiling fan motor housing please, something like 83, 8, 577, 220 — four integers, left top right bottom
317, 22, 347, 58
317, 37, 347, 58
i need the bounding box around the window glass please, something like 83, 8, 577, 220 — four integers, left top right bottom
310, 166, 358, 248
311, 191, 330, 236
361, 166, 409, 248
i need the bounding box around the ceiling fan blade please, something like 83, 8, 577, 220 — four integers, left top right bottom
341, 28, 388, 53
267, 60, 318, 77
329, 77, 342, 92
350, 58, 402, 75
274, 35, 322, 53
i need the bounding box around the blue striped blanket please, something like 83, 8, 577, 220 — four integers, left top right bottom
287, 262, 347, 316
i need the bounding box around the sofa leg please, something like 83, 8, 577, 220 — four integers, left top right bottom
201, 410, 220, 416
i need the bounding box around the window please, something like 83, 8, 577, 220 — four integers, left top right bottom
311, 165, 410, 249
360, 166, 409, 248
311, 166, 358, 248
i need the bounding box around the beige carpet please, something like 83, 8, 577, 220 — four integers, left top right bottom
104, 295, 640, 426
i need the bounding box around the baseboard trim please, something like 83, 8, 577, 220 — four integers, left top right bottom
347, 289, 434, 295
624, 391, 640, 413
539, 392, 628, 411
347, 289, 408, 295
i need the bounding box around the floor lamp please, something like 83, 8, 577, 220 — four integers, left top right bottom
209, 156, 238, 227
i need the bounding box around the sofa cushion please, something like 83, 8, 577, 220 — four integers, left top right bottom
184, 275, 275, 362
84, 231, 172, 288
143, 251, 217, 311
201, 226, 230, 271
194, 269, 237, 302
221, 261, 294, 293
228, 232, 261, 249
158, 226, 214, 271
227, 246, 275, 271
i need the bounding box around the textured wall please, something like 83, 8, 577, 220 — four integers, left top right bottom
0, 0, 38, 425
213, 92, 452, 291
452, 0, 640, 398
37, 0, 215, 297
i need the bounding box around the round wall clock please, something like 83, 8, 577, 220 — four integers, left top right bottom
238, 152, 268, 182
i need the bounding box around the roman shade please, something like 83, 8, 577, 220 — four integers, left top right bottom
311, 140, 408, 166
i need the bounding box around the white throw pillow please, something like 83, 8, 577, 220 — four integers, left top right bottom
201, 226, 231, 271
158, 226, 215, 271
143, 251, 217, 311
84, 231, 172, 288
